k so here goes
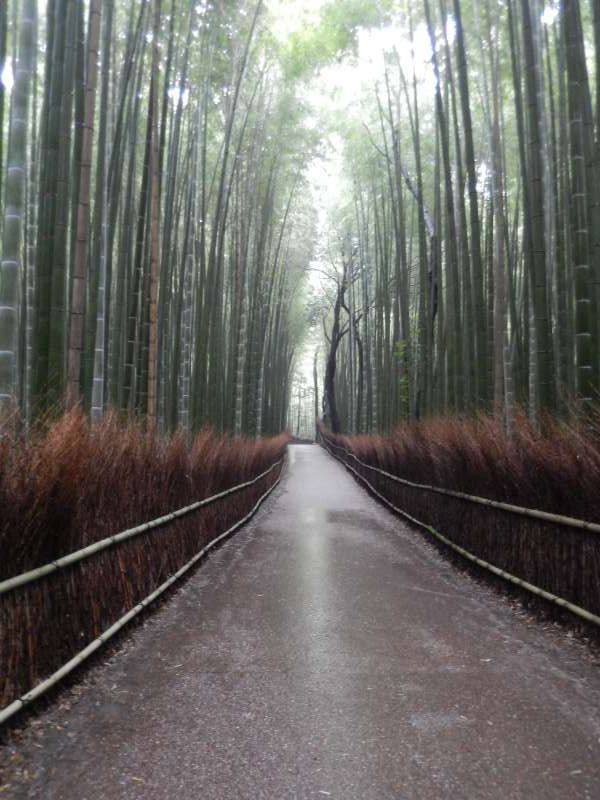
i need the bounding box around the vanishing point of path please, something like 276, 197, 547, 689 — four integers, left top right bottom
2, 445, 600, 799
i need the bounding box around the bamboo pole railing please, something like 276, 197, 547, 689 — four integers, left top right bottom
0, 459, 282, 596
0, 468, 282, 725
320, 434, 600, 629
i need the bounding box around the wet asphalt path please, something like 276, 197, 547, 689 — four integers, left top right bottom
2, 444, 600, 799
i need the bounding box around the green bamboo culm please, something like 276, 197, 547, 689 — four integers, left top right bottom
0, 0, 36, 412
0, 1, 7, 210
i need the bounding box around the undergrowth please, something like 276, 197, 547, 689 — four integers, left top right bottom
320, 413, 600, 626
0, 410, 289, 708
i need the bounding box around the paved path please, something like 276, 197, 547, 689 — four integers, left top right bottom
2, 444, 600, 799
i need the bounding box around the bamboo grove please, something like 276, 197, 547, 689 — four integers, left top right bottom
0, 0, 315, 435
320, 0, 600, 434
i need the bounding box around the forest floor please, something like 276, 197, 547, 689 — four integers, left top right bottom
1, 445, 599, 799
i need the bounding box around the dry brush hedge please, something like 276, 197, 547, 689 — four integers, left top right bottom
320, 414, 600, 622
0, 411, 289, 708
